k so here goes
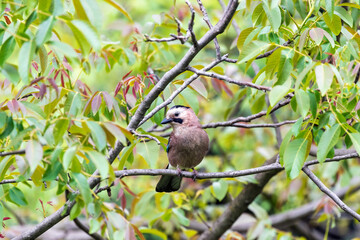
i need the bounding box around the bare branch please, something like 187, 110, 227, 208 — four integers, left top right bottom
218, 0, 240, 35
185, 0, 198, 47
256, 39, 293, 59
187, 66, 271, 91
128, 0, 240, 131
130, 130, 161, 144
203, 98, 292, 128
0, 149, 25, 157
231, 119, 301, 128
196, 0, 221, 59
144, 34, 186, 43
189, 178, 360, 232
302, 166, 360, 221
138, 55, 230, 127
73, 218, 105, 240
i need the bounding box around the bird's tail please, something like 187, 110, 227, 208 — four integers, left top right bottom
155, 165, 182, 192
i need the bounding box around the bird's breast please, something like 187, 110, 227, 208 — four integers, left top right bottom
168, 127, 209, 169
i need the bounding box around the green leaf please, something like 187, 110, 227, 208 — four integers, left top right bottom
295, 61, 315, 89
73, 173, 92, 205
334, 6, 353, 27
26, 140, 43, 173
35, 16, 55, 47
103, 0, 132, 22
2, 64, 20, 85
262, 0, 281, 32
74, 0, 102, 29
172, 208, 190, 226
9, 187, 28, 206
295, 89, 310, 118
48, 41, 78, 58
284, 138, 308, 179
211, 179, 228, 201
87, 121, 107, 151
68, 20, 101, 53
317, 124, 340, 163
0, 36, 15, 66
276, 55, 292, 85
323, 13, 342, 35
325, 0, 334, 18
315, 63, 334, 96
349, 133, 360, 156
237, 27, 255, 51
89, 218, 101, 234
87, 151, 109, 179
136, 141, 159, 169
0, 156, 14, 181
238, 41, 270, 64
53, 119, 69, 145
63, 146, 77, 170
269, 79, 291, 106
18, 40, 36, 84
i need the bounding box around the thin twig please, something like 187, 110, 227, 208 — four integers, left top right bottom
197, 0, 221, 59
0, 149, 25, 157
302, 166, 360, 221
138, 54, 230, 127
218, 0, 240, 35
203, 98, 292, 128
73, 218, 105, 240
256, 39, 293, 59
130, 130, 161, 144
187, 66, 271, 92
185, 0, 198, 48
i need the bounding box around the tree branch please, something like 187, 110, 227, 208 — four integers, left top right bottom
73, 218, 105, 240
203, 98, 292, 128
302, 166, 360, 221
187, 66, 271, 92
0, 149, 25, 157
127, 0, 239, 131
196, 0, 221, 59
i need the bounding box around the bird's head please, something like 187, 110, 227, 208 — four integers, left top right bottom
161, 105, 200, 128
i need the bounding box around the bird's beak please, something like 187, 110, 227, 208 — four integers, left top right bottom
161, 118, 173, 124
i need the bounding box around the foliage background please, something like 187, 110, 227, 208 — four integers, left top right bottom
0, 0, 360, 239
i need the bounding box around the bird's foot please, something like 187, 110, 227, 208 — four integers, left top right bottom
176, 167, 183, 177
191, 168, 198, 181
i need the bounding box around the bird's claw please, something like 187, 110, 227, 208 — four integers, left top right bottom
192, 168, 198, 181
176, 167, 183, 177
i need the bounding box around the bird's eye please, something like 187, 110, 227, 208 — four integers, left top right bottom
174, 112, 179, 117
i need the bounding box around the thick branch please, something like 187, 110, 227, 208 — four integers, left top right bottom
198, 155, 282, 240
302, 166, 360, 221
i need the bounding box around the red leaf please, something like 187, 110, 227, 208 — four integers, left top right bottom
39, 84, 47, 99
30, 76, 45, 85
4, 15, 11, 24
48, 78, 59, 96
91, 94, 102, 114
211, 78, 222, 93
32, 62, 39, 72
220, 81, 233, 97
53, 69, 59, 80
62, 57, 73, 71
47, 201, 53, 206
114, 82, 123, 97
60, 73, 64, 87
7, 99, 19, 113
102, 91, 113, 111
2, 217, 10, 221
122, 70, 132, 80
101, 51, 111, 70
125, 224, 136, 240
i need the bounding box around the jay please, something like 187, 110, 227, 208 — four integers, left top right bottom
156, 105, 209, 192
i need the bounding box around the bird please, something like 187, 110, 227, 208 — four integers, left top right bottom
156, 105, 209, 192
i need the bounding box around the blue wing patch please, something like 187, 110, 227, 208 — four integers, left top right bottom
166, 138, 171, 153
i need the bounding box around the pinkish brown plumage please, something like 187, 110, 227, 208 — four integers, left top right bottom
156, 105, 209, 192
